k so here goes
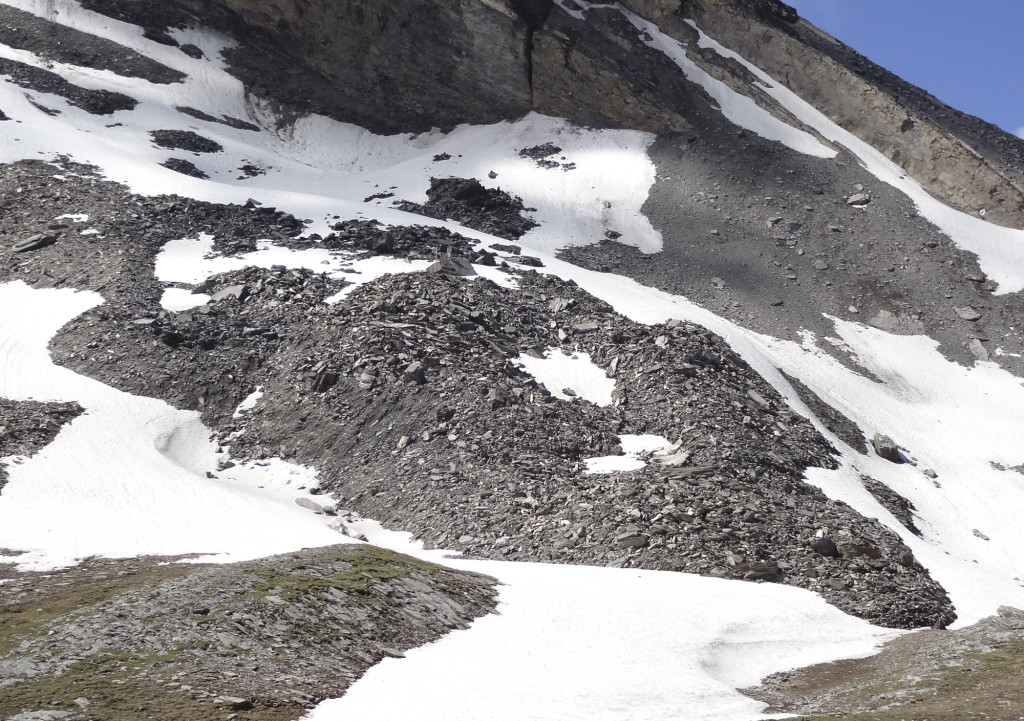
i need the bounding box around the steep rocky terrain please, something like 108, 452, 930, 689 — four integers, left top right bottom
2, 0, 1024, 718
0, 157, 952, 628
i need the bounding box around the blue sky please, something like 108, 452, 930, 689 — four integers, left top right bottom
784, 0, 1024, 138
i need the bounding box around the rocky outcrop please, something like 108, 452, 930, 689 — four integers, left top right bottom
532, 7, 712, 133
0, 547, 497, 720
71, 0, 1024, 226
210, 0, 551, 134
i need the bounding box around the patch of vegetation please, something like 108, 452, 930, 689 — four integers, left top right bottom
0, 561, 192, 656
791, 640, 1024, 721
249, 545, 467, 601
0, 652, 301, 720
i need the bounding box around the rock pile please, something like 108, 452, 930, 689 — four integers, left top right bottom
396, 177, 539, 240
0, 158, 955, 628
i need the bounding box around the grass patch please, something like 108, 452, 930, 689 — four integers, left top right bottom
791, 639, 1024, 721
0, 652, 301, 721
0, 561, 192, 656
250, 545, 463, 601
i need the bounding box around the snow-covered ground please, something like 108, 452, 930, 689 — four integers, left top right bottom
2, 1, 1024, 719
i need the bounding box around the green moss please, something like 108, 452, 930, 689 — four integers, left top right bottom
249, 546, 459, 601
791, 639, 1024, 721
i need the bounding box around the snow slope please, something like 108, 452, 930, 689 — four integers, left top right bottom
1, 1, 1024, 719
0, 281, 349, 570
307, 521, 895, 721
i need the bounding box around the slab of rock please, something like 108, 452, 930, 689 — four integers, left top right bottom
955, 306, 982, 321
872, 433, 904, 463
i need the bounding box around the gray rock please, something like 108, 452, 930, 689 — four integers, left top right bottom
846, 193, 871, 206
837, 543, 883, 560
955, 306, 982, 321
614, 531, 649, 549
214, 696, 254, 710
312, 370, 338, 393
747, 389, 770, 408
211, 284, 247, 302
294, 497, 324, 514
868, 310, 925, 335
872, 433, 904, 463
742, 562, 780, 581
403, 361, 427, 384
968, 338, 989, 361
13, 233, 57, 252
426, 258, 476, 277
812, 536, 839, 557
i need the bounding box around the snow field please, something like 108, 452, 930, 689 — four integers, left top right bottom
0, 281, 349, 571
305, 519, 896, 721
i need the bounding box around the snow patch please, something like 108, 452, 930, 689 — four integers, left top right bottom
232, 386, 264, 418
583, 434, 673, 474
514, 348, 615, 405
160, 287, 211, 311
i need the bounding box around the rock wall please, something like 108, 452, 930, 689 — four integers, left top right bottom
532, 9, 711, 134
197, 0, 552, 134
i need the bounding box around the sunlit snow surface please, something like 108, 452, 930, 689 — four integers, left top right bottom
514, 348, 616, 405
2, 1, 1024, 719
305, 522, 894, 721
0, 282, 348, 570
583, 434, 674, 473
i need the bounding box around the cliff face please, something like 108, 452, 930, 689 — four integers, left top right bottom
207, 0, 550, 133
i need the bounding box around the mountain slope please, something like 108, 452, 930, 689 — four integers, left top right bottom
1, 0, 1024, 719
